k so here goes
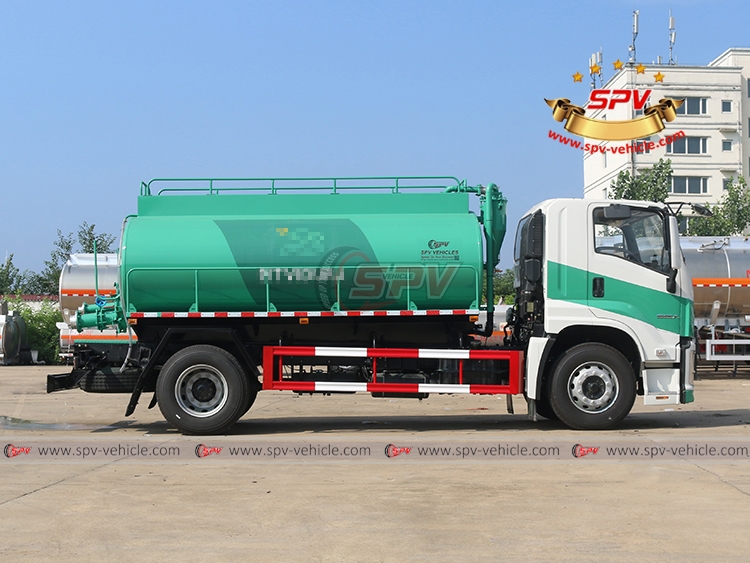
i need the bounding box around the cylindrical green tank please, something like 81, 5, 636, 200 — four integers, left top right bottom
120, 180, 496, 314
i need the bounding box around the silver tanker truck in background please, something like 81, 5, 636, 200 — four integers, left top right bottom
682, 236, 750, 365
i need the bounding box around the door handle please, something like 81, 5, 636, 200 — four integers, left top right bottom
592, 277, 605, 298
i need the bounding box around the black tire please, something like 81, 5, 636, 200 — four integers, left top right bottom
534, 384, 559, 421
548, 343, 636, 430
156, 345, 250, 435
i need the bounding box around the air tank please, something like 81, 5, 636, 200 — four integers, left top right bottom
120, 186, 487, 314
681, 236, 750, 323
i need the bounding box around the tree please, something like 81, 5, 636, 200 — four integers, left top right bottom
0, 254, 20, 294
609, 158, 672, 202
77, 221, 116, 254
35, 231, 76, 295
687, 176, 750, 236
15, 270, 47, 294
483, 268, 515, 305
35, 223, 116, 295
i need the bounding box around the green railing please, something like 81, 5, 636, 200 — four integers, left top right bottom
123, 263, 480, 314
140, 176, 465, 196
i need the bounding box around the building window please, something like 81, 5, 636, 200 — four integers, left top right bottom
722, 100, 732, 112
666, 136, 707, 154
723, 140, 733, 151
672, 176, 708, 194
635, 137, 651, 154
724, 178, 732, 190
675, 97, 707, 115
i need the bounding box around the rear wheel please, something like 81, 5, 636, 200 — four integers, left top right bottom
157, 345, 250, 435
548, 343, 636, 430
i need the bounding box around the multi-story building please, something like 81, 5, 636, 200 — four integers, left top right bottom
583, 48, 750, 217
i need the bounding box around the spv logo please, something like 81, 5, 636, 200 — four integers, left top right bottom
195, 444, 222, 458
571, 444, 599, 458
384, 444, 412, 458
428, 240, 450, 249
588, 89, 652, 111
4, 444, 31, 458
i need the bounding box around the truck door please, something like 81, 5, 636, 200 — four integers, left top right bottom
587, 203, 682, 338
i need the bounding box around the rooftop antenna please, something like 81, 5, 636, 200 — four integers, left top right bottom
589, 49, 603, 90
628, 10, 639, 64
668, 10, 676, 65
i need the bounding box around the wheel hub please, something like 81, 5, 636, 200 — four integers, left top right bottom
568, 363, 618, 413
192, 378, 217, 402
175, 364, 228, 417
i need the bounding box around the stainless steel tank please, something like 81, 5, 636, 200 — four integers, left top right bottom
680, 237, 750, 323
58, 254, 120, 323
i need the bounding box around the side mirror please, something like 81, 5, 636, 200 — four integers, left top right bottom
667, 268, 677, 294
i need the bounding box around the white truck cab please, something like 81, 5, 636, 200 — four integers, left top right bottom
510, 199, 694, 429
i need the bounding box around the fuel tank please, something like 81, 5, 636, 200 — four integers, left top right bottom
121, 186, 486, 314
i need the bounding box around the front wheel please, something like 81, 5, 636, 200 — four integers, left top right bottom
548, 343, 636, 430
157, 345, 250, 435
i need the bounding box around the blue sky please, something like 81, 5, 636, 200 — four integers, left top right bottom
2, 0, 749, 273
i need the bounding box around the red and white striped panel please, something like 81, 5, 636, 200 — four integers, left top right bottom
693, 278, 750, 288
263, 346, 524, 395
275, 346, 504, 359
271, 380, 513, 395
61, 289, 117, 297
128, 309, 480, 319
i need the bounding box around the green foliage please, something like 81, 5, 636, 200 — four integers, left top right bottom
482, 269, 515, 305
34, 223, 116, 295
687, 177, 750, 236
6, 298, 62, 365
608, 158, 672, 202
35, 231, 76, 295
0, 254, 20, 294
15, 270, 47, 294
77, 221, 116, 254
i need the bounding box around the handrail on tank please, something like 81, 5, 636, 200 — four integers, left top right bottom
139, 177, 465, 196
123, 264, 480, 315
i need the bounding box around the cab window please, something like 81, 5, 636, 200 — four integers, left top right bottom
593, 207, 670, 273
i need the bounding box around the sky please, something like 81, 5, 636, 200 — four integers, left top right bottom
2, 0, 750, 273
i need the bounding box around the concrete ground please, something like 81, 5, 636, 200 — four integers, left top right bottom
1, 365, 749, 562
